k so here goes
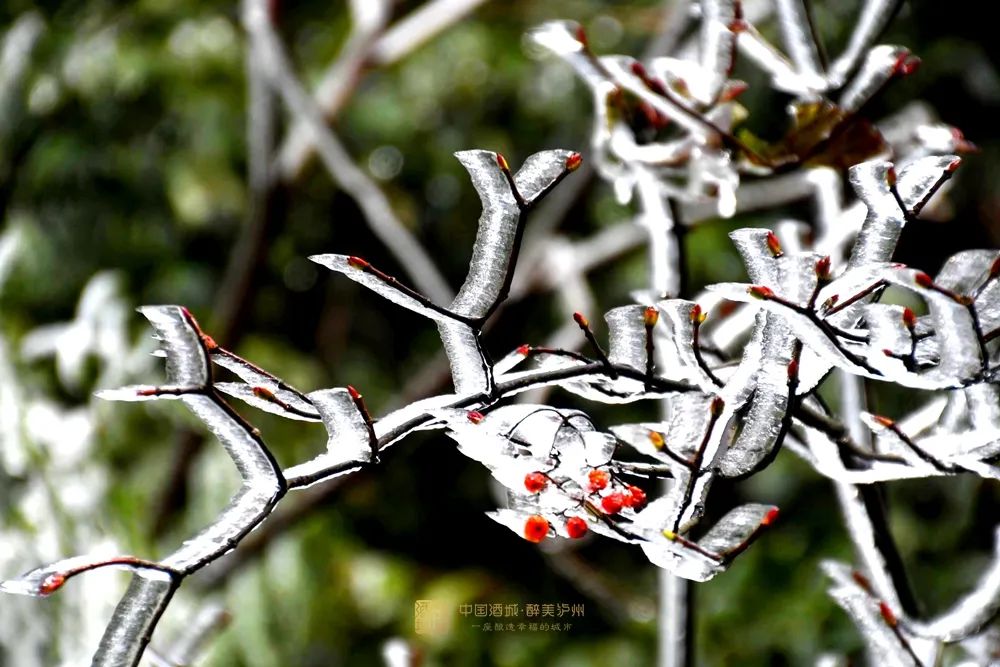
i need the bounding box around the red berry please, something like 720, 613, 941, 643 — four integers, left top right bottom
624, 485, 647, 509
601, 493, 626, 514
524, 472, 548, 494
565, 516, 589, 539
587, 469, 610, 492
524, 515, 550, 543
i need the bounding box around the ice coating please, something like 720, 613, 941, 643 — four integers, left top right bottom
605, 305, 648, 372
214, 382, 321, 422
697, 503, 774, 557
698, 0, 738, 103
436, 320, 491, 396
822, 561, 918, 667
160, 395, 284, 571
774, 0, 824, 81
92, 572, 177, 667
839, 45, 910, 113
310, 254, 453, 322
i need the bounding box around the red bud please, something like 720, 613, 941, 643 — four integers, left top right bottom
787, 359, 799, 379
496, 153, 510, 172
879, 601, 898, 627
346, 385, 362, 400
761, 507, 779, 526
872, 415, 895, 428
816, 256, 832, 281
630, 61, 648, 79
467, 410, 485, 424
990, 255, 1000, 279
710, 396, 725, 417
573, 312, 590, 328
516, 344, 531, 356
347, 256, 369, 270
648, 430, 666, 450
914, 272, 934, 288
252, 386, 276, 401
39, 573, 66, 596
902, 307, 917, 329
766, 231, 783, 257
643, 306, 659, 327
565, 152, 583, 172
893, 53, 920, 76
748, 285, 774, 299
574, 25, 588, 48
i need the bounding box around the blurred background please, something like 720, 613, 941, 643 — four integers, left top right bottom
0, 1, 998, 665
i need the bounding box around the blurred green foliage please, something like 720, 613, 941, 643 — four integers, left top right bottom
1, 1, 999, 665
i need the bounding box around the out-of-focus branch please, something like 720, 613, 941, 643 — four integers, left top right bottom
276, 0, 490, 182
246, 0, 453, 305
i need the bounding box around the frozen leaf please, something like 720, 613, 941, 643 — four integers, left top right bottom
697, 503, 776, 557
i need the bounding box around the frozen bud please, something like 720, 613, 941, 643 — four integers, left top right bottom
38, 573, 66, 596
347, 256, 369, 270
748, 285, 774, 299
766, 231, 783, 257
879, 601, 898, 627
710, 396, 725, 417
990, 255, 1000, 280
467, 410, 485, 424
816, 256, 832, 281
787, 359, 799, 380
648, 430, 666, 450
495, 153, 509, 172
914, 272, 934, 288
347, 385, 362, 400
516, 344, 531, 356
252, 386, 277, 401
643, 306, 659, 327
893, 52, 920, 76
902, 307, 917, 330
761, 507, 779, 526
565, 152, 583, 172
872, 415, 895, 428
573, 312, 590, 328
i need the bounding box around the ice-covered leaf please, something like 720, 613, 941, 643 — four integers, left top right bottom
697, 503, 776, 557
